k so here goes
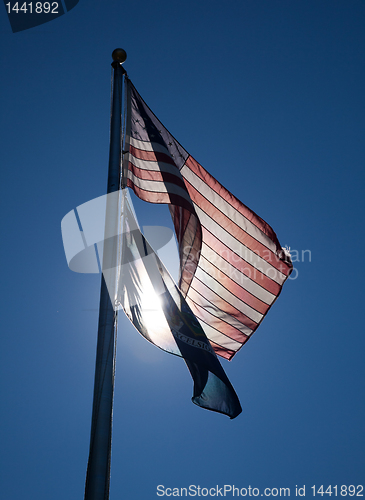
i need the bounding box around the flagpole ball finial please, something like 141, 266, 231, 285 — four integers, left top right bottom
112, 48, 127, 64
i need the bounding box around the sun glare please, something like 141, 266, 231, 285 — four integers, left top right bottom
140, 282, 169, 340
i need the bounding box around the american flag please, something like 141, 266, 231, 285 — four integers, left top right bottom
123, 79, 292, 361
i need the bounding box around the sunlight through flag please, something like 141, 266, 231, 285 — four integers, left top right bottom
117, 191, 242, 418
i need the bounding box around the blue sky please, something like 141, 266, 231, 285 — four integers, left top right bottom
1, 1, 364, 499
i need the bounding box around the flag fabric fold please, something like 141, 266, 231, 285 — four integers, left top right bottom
118, 191, 242, 419
123, 79, 292, 361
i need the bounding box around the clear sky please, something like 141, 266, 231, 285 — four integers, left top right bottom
1, 1, 364, 499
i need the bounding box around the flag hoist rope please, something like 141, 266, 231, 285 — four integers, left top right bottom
84, 49, 127, 500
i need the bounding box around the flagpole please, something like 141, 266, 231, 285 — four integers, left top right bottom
84, 48, 127, 500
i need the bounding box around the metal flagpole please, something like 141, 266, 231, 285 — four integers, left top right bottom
84, 48, 127, 500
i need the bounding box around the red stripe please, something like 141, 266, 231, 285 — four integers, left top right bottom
130, 145, 176, 166
189, 276, 259, 331
184, 156, 292, 276
203, 229, 281, 295
185, 178, 289, 275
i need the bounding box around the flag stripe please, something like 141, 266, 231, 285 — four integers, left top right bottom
128, 160, 187, 190
126, 170, 193, 207
187, 285, 254, 336
195, 205, 287, 285
198, 254, 270, 315
202, 230, 281, 295
187, 293, 251, 342
200, 241, 276, 304
208, 340, 237, 360
188, 300, 248, 345
129, 136, 171, 154
127, 151, 179, 174
126, 178, 194, 213
189, 277, 258, 331
187, 280, 256, 356
183, 155, 289, 271
183, 172, 288, 274
193, 266, 263, 323
191, 317, 244, 353
129, 145, 176, 166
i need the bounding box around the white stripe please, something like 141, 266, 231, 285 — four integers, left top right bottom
127, 170, 192, 203
195, 206, 286, 285
127, 152, 179, 175
182, 165, 279, 255
130, 136, 170, 155
193, 267, 263, 324
200, 242, 276, 305
187, 288, 253, 336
